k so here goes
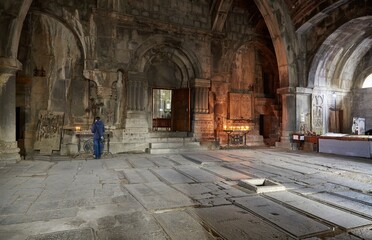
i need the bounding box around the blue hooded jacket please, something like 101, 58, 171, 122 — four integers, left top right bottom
91, 119, 105, 140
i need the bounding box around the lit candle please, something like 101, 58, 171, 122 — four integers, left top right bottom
223, 125, 227, 130
75, 126, 81, 131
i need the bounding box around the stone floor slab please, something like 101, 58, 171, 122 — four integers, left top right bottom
127, 157, 156, 168
241, 162, 306, 179
148, 156, 179, 167
154, 210, 214, 240
203, 152, 241, 162
307, 172, 372, 193
0, 207, 78, 225
266, 191, 372, 230
48, 161, 79, 174
350, 226, 372, 239
332, 191, 372, 205
192, 205, 294, 240
224, 163, 276, 178
26, 228, 94, 240
165, 155, 196, 165
172, 183, 215, 200
3, 149, 372, 240
233, 195, 332, 238
201, 165, 250, 180
96, 211, 168, 240
104, 159, 131, 170
125, 182, 195, 210
150, 168, 195, 184
122, 169, 160, 184
261, 158, 320, 175
197, 197, 232, 207
182, 153, 222, 164
310, 192, 372, 219
175, 166, 224, 183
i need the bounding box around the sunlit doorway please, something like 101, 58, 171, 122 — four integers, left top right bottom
152, 88, 190, 132
152, 89, 172, 131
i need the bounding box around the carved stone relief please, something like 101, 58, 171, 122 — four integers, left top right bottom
34, 111, 64, 155
312, 94, 324, 134
229, 93, 252, 120
113, 70, 126, 126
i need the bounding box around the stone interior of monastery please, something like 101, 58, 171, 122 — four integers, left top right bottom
1, 1, 372, 240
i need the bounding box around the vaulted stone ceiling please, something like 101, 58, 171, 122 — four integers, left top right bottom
212, 0, 372, 31
285, 0, 339, 28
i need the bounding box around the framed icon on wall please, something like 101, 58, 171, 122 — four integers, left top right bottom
352, 117, 365, 135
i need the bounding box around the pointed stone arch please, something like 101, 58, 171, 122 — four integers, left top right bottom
308, 17, 372, 90
253, 0, 298, 88
129, 35, 202, 83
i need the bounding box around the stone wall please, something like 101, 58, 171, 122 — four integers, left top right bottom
98, 0, 210, 30
352, 88, 372, 132
16, 0, 280, 155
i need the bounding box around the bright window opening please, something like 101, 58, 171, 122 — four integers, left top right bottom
362, 74, 372, 88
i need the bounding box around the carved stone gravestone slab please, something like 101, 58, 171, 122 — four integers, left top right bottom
34, 111, 64, 155
229, 93, 252, 119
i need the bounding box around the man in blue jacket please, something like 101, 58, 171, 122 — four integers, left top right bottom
91, 116, 105, 159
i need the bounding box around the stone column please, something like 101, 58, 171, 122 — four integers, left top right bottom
191, 78, 210, 114
191, 78, 213, 140
295, 87, 312, 133
276, 87, 296, 148
0, 58, 22, 163
126, 71, 146, 111
123, 72, 148, 150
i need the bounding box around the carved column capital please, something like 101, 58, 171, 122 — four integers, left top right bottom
0, 57, 22, 72
0, 73, 13, 92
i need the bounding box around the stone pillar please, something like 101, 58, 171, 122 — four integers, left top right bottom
191, 78, 210, 114
127, 71, 146, 112
276, 87, 296, 148
191, 78, 214, 140
295, 87, 312, 133
123, 72, 148, 150
0, 58, 22, 163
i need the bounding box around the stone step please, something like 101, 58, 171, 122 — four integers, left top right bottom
147, 147, 208, 154
149, 137, 194, 143
147, 131, 205, 154
149, 131, 189, 138
149, 141, 201, 149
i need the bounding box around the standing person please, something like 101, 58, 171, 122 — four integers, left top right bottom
91, 116, 105, 159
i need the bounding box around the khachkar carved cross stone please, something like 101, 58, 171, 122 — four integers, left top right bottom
34, 111, 64, 155
312, 94, 324, 134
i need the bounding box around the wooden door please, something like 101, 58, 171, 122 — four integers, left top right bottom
329, 109, 343, 133
172, 88, 190, 131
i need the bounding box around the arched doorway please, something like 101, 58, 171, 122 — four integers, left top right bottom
130, 35, 201, 134
147, 59, 190, 132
